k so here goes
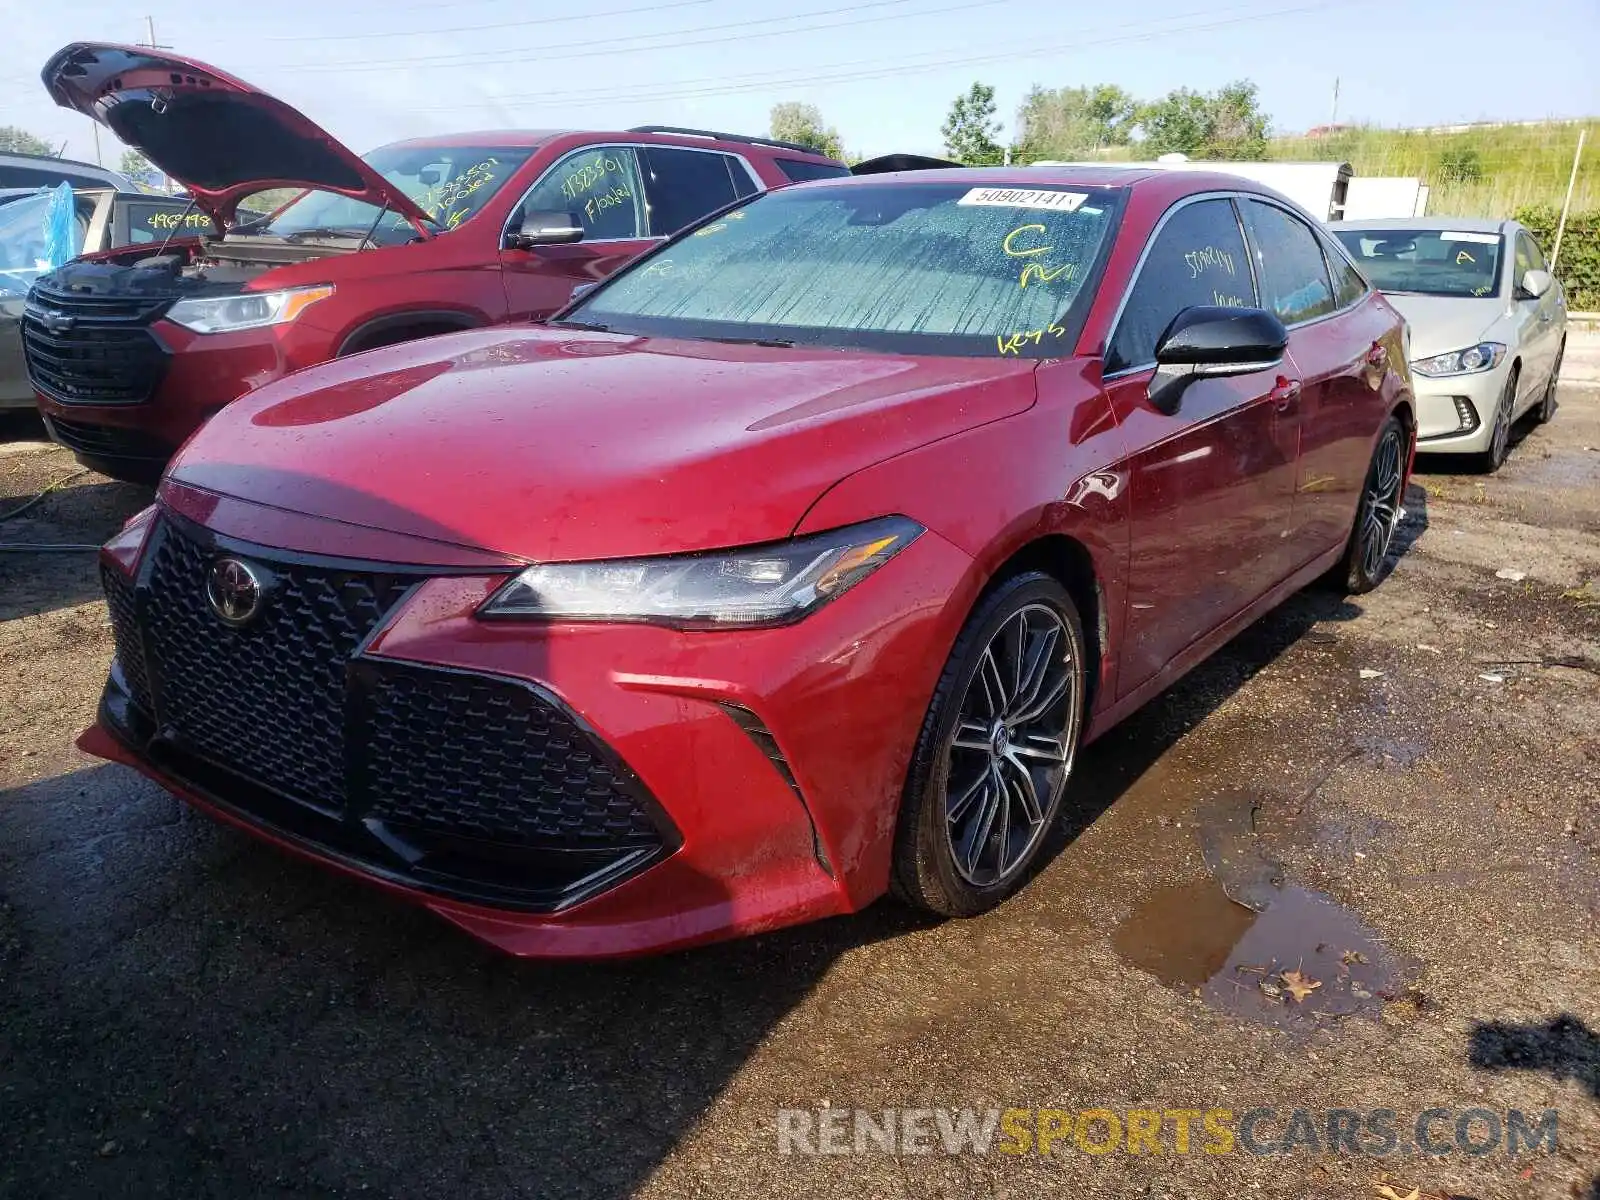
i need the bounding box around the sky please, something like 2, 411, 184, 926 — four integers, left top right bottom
4, 0, 1598, 169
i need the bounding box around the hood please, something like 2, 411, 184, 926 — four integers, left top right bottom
1381, 292, 1507, 361
166, 328, 1038, 562
40, 43, 434, 230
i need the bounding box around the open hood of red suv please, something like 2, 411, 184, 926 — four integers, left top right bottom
41, 42, 435, 229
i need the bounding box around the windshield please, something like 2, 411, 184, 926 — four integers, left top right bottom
568, 182, 1122, 356
0, 192, 86, 296
1332, 228, 1503, 298
259, 144, 533, 241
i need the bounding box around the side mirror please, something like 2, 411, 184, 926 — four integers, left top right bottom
505, 210, 583, 250
1147, 305, 1289, 415
1516, 268, 1553, 300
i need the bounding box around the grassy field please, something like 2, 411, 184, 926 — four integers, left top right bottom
1267, 120, 1597, 218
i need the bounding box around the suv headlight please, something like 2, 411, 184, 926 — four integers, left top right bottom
479, 516, 923, 628
1410, 342, 1505, 377
165, 285, 334, 334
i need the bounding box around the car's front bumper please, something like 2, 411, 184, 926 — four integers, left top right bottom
83, 506, 975, 957
1410, 358, 1512, 455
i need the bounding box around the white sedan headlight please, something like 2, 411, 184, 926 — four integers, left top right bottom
165, 285, 334, 334
1410, 342, 1505, 377
479, 517, 923, 629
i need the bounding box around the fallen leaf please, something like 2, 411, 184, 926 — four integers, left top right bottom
1375, 1186, 1420, 1200
1281, 968, 1323, 1003
1341, 950, 1370, 965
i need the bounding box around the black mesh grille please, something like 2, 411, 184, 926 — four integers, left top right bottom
364, 666, 659, 849
141, 519, 413, 810
22, 288, 169, 406
100, 515, 672, 905
102, 565, 154, 714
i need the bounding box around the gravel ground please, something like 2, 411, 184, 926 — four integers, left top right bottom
1, 340, 1597, 1200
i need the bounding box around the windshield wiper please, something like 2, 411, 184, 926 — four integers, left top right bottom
280, 227, 363, 240
551, 319, 613, 332
708, 335, 796, 348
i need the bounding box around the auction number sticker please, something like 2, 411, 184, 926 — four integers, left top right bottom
958, 187, 1089, 212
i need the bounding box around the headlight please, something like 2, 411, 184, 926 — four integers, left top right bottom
1410, 342, 1505, 377
480, 516, 923, 628
165, 285, 334, 334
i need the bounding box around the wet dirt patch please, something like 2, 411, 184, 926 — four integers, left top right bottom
1114, 876, 1412, 1037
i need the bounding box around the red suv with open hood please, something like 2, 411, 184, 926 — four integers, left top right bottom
22, 43, 847, 482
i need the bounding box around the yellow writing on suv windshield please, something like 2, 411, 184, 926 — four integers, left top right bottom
1002, 224, 1079, 289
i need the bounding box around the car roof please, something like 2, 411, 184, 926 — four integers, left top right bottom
377, 128, 841, 161
792, 164, 1301, 195
1329, 216, 1509, 234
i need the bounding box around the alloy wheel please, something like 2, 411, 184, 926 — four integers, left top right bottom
1489, 381, 1514, 465
1360, 425, 1404, 580
942, 603, 1080, 887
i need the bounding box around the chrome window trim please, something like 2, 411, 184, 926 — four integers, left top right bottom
500, 141, 763, 247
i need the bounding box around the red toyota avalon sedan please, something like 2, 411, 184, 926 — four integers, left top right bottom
84, 167, 1415, 957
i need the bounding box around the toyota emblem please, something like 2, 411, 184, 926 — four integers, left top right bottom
205, 557, 264, 626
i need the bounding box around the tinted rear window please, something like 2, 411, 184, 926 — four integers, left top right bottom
776, 159, 851, 183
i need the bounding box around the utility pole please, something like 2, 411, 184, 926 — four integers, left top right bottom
1329, 77, 1340, 126
1551, 129, 1586, 272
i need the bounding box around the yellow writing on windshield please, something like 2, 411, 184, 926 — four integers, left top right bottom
1185, 245, 1236, 279
693, 222, 728, 237
146, 211, 211, 230
996, 323, 1067, 355
1456, 249, 1476, 265
1003, 223, 1078, 289
423, 158, 500, 224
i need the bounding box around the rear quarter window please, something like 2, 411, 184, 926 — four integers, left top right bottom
775, 159, 851, 183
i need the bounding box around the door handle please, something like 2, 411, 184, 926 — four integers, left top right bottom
1269, 377, 1302, 412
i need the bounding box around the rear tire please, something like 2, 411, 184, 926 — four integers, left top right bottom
891, 573, 1086, 917
1331, 415, 1406, 595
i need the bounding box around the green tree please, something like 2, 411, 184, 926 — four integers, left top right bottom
768, 102, 844, 160
1139, 80, 1269, 160
0, 126, 54, 155
1015, 84, 1138, 161
942, 81, 1004, 165
118, 148, 155, 181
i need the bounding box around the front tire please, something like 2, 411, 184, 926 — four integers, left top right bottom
891, 573, 1086, 917
1332, 415, 1406, 594
1536, 341, 1563, 424
1477, 366, 1519, 473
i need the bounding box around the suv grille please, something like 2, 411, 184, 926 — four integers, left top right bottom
22, 287, 169, 405
102, 515, 671, 908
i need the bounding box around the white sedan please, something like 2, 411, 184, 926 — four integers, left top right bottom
1329, 217, 1566, 472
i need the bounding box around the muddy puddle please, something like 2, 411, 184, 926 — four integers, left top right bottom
1115, 788, 1417, 1036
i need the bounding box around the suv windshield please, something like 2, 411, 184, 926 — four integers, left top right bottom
259, 144, 533, 241
1332, 228, 1503, 298
568, 182, 1122, 356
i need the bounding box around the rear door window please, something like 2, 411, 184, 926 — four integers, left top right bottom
512, 146, 647, 241
639, 147, 748, 236
1107, 197, 1256, 373
1240, 199, 1336, 324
